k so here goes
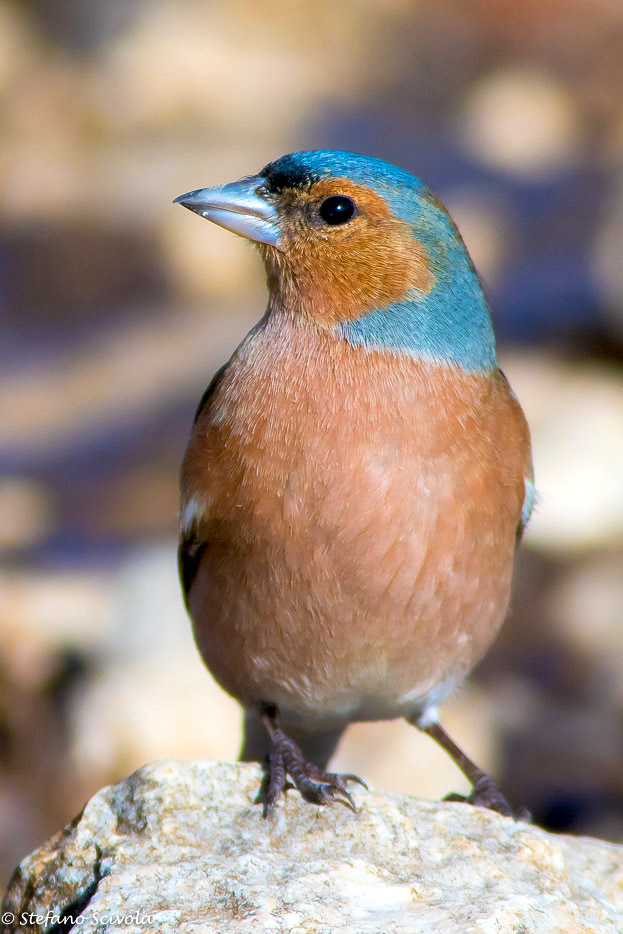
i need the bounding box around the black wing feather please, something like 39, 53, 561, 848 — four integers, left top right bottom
192, 361, 230, 424
178, 361, 230, 609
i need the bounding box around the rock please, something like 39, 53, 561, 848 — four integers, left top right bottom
2, 761, 622, 933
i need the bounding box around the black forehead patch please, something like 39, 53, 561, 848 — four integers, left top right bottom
259, 154, 318, 194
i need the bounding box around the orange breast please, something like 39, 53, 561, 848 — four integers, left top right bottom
181, 313, 532, 730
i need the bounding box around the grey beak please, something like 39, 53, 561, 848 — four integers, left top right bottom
173, 175, 281, 248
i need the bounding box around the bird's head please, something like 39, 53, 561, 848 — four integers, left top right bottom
175, 150, 496, 371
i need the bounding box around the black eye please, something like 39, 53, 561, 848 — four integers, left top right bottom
319, 195, 355, 226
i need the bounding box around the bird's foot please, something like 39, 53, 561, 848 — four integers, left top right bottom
444, 774, 531, 822
255, 726, 366, 817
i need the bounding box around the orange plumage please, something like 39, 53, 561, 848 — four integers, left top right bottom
182, 315, 529, 726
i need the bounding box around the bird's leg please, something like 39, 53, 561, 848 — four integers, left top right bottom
421, 721, 530, 821
255, 708, 366, 817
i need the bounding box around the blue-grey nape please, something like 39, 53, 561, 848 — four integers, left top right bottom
337, 292, 497, 372
260, 151, 496, 372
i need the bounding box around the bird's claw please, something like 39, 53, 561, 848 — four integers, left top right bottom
256, 727, 365, 816
327, 787, 358, 813
329, 772, 368, 791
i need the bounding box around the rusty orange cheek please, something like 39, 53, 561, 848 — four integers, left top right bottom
277, 179, 435, 325
307, 224, 433, 325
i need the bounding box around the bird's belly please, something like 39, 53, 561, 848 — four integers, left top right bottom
188, 442, 517, 728
183, 337, 530, 728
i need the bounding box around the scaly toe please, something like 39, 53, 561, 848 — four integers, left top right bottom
468, 775, 516, 818
256, 749, 288, 817
255, 726, 366, 816
443, 775, 529, 822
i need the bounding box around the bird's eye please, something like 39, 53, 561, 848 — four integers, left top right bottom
319, 195, 356, 226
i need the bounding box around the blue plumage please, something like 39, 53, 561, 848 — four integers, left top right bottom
263, 150, 497, 371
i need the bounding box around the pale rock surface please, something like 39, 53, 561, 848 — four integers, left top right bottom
2, 761, 622, 934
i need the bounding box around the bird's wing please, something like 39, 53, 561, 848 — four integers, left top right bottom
178, 362, 229, 610
517, 472, 536, 543
191, 361, 230, 425
178, 532, 204, 613
497, 368, 536, 543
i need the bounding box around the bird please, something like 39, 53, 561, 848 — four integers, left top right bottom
174, 150, 534, 819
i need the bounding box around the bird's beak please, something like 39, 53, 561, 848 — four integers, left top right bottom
173, 176, 281, 248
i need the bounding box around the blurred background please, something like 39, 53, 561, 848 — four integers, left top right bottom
1, 0, 623, 886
